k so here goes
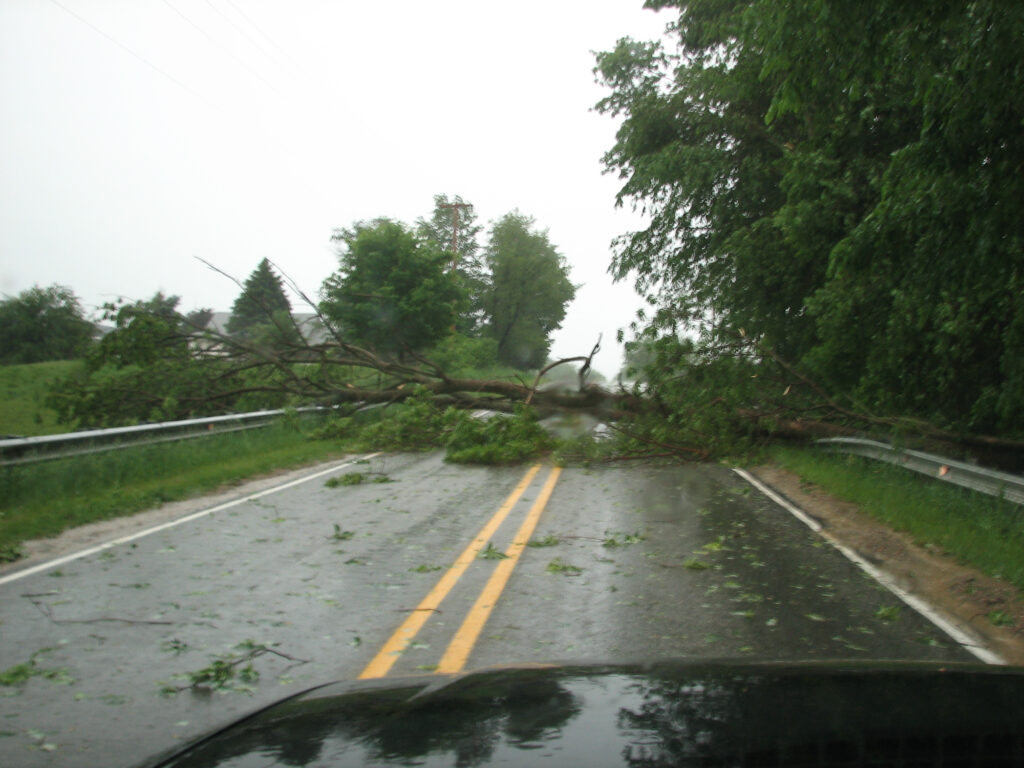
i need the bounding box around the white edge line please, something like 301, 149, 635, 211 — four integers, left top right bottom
732, 467, 1005, 666
0, 453, 382, 588
733, 468, 822, 532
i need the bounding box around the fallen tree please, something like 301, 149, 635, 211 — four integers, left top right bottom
45, 265, 642, 427
45, 263, 1024, 470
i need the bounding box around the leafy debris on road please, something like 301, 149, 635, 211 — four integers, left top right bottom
159, 639, 308, 696
325, 472, 392, 488
160, 639, 190, 655
410, 564, 443, 573
329, 525, 355, 541
546, 558, 583, 575
875, 605, 902, 622
602, 530, 646, 548
0, 648, 73, 688
527, 535, 560, 548
479, 542, 508, 560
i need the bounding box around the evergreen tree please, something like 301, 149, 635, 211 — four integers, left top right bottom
226, 259, 291, 337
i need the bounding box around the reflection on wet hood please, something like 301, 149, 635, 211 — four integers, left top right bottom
147, 660, 1024, 767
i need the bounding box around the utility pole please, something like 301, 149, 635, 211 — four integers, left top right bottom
439, 201, 472, 270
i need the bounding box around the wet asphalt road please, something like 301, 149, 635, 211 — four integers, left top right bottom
0, 452, 978, 766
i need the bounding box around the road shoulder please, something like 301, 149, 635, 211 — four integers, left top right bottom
751, 463, 1024, 665
0, 456, 365, 578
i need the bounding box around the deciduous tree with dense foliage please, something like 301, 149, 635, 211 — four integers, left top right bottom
47, 292, 289, 427
482, 213, 575, 369
0, 284, 95, 364
320, 219, 465, 359
596, 0, 1024, 436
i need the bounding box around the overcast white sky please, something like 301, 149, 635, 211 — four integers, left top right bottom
0, 1, 668, 376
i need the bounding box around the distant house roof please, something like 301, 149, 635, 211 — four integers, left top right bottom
295, 313, 330, 345
205, 311, 232, 335
92, 322, 115, 339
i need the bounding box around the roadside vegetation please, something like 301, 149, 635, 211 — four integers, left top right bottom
0, 284, 94, 365
769, 447, 1024, 592
0, 420, 353, 562
592, 0, 1024, 462
0, 360, 82, 437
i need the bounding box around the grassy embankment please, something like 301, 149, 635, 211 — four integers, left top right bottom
0, 420, 359, 560
0, 361, 360, 559
769, 446, 1024, 593
0, 360, 81, 436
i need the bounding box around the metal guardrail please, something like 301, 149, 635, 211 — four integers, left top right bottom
817, 437, 1024, 506
0, 407, 328, 467
8, 414, 1022, 505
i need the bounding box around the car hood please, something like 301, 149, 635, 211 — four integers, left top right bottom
143, 659, 1024, 767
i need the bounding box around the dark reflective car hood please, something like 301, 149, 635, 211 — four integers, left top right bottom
144, 659, 1024, 767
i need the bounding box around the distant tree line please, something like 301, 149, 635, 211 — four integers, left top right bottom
33, 196, 577, 427
324, 196, 575, 369
0, 284, 95, 364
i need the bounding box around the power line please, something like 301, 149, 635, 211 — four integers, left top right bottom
204, 0, 289, 78
221, 0, 305, 76
160, 0, 282, 95
46, 0, 207, 105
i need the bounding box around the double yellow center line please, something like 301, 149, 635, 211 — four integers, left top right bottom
358, 464, 562, 679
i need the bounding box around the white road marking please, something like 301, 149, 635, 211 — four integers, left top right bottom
733, 467, 823, 532
733, 467, 1005, 666
0, 453, 380, 588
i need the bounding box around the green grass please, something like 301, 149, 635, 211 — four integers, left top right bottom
0, 420, 357, 556
769, 446, 1024, 591
0, 360, 82, 436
